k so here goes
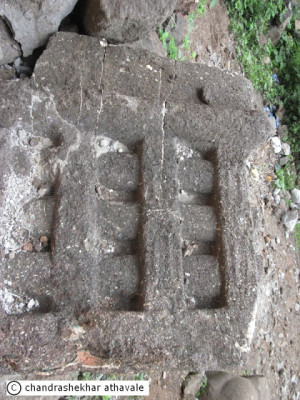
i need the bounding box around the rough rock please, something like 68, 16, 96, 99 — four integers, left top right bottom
281, 142, 291, 156
0, 0, 78, 56
203, 372, 270, 400
280, 156, 290, 166
266, 8, 292, 46
81, 0, 178, 43
290, 188, 300, 204
0, 18, 21, 64
122, 31, 165, 56
282, 210, 299, 232
183, 373, 206, 399
164, 13, 189, 46
0, 65, 15, 80
0, 32, 272, 373
271, 136, 282, 153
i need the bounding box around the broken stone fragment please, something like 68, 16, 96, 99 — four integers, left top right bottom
183, 372, 206, 399
271, 136, 282, 154
290, 188, 300, 204
282, 210, 299, 232
81, 0, 178, 43
281, 142, 291, 156
0, 18, 21, 65
0, 0, 78, 56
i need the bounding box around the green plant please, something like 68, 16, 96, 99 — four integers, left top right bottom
294, 223, 300, 250
195, 376, 208, 397
128, 372, 148, 400
158, 0, 217, 61
65, 372, 118, 400
242, 370, 252, 376
274, 163, 297, 191
281, 41, 300, 158
224, 0, 300, 167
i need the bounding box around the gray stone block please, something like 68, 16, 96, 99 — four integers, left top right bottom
0, 18, 21, 65
0, 0, 78, 56
0, 33, 273, 373
81, 0, 177, 44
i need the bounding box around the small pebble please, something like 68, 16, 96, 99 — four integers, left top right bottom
23, 242, 33, 252
32, 238, 42, 252
270, 238, 277, 250
274, 194, 281, 205
251, 167, 259, 180
273, 188, 281, 196
264, 236, 271, 244
38, 186, 49, 197
40, 236, 49, 243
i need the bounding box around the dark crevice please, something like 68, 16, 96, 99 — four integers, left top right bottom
131, 140, 146, 312
205, 149, 228, 308
58, 6, 85, 35
178, 144, 227, 310
197, 87, 209, 104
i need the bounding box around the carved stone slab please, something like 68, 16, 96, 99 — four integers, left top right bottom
0, 33, 273, 373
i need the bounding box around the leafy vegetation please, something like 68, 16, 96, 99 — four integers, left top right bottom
294, 222, 300, 249
223, 0, 300, 165
274, 162, 297, 191
158, 0, 216, 61
195, 376, 208, 398
159, 0, 299, 167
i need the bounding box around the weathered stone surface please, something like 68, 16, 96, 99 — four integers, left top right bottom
0, 18, 21, 64
203, 372, 270, 400
0, 0, 78, 56
81, 0, 178, 43
123, 31, 166, 57
0, 65, 15, 80
0, 32, 273, 373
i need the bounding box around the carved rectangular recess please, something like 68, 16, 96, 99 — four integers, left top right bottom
2, 183, 57, 315
95, 147, 143, 311
177, 144, 226, 309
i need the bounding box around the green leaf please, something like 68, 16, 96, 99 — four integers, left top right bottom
209, 0, 217, 8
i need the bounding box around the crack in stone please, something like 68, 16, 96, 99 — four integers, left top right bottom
160, 101, 166, 202
95, 42, 107, 131
78, 71, 83, 121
